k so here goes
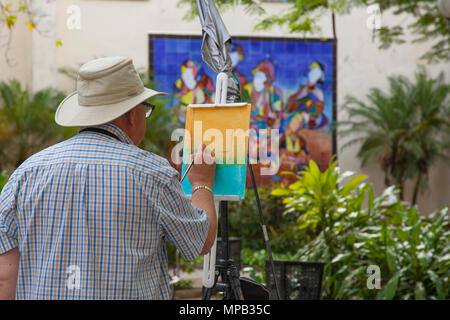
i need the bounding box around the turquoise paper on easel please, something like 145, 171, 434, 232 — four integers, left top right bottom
182, 163, 248, 199
181, 103, 251, 200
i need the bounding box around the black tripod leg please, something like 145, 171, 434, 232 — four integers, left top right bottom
247, 161, 282, 300
202, 286, 212, 300
217, 202, 244, 300
228, 265, 244, 300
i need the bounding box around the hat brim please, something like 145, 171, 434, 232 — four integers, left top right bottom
55, 88, 168, 127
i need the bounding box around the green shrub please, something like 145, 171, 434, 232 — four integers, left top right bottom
228, 186, 305, 255
271, 159, 449, 300
175, 279, 194, 290
0, 171, 8, 192
166, 242, 204, 274
0, 80, 76, 172
228, 185, 313, 284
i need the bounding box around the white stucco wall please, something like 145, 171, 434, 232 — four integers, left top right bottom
1, 0, 449, 214
0, 13, 32, 87
30, 0, 57, 93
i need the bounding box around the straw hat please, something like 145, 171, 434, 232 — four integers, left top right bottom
55, 56, 167, 127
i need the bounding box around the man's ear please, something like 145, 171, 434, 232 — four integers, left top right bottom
125, 108, 136, 127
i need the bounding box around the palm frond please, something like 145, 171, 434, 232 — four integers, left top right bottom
337, 67, 450, 191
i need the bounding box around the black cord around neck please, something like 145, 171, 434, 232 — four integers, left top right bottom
79, 127, 122, 142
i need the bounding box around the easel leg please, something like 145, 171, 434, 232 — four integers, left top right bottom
202, 200, 220, 289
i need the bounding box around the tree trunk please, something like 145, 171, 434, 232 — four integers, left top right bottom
412, 172, 422, 205
384, 169, 391, 186
332, 13, 337, 40
399, 185, 404, 201
398, 169, 407, 201
16, 146, 26, 168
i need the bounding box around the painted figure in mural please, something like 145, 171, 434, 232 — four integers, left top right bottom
242, 60, 283, 185
278, 113, 311, 185
283, 115, 310, 166
229, 43, 247, 91
173, 59, 215, 123
275, 61, 328, 184
285, 61, 328, 130
242, 60, 283, 132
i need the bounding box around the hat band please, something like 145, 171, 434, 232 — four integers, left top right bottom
78, 85, 145, 106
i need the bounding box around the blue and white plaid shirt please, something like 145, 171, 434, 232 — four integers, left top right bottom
0, 123, 209, 299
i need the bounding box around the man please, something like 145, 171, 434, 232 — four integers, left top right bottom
0, 57, 217, 299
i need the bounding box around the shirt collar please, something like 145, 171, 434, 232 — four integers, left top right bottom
78, 123, 134, 145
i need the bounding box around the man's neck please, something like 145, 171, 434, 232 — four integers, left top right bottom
104, 122, 136, 145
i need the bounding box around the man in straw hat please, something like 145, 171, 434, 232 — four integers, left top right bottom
0, 57, 217, 299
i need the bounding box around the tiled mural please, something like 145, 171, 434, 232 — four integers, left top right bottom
149, 35, 336, 186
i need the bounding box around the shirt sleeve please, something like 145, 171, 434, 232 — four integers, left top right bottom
0, 174, 19, 254
158, 173, 210, 261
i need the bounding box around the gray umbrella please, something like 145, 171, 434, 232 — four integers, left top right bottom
196, 0, 240, 103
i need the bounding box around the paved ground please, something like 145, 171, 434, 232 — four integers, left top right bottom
173, 268, 204, 300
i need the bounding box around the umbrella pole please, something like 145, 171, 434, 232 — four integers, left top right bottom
214, 72, 228, 104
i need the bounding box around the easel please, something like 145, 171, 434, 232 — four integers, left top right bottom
200, 73, 281, 300
200, 72, 244, 300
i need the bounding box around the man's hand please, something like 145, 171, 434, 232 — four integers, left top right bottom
0, 247, 19, 300
188, 144, 216, 189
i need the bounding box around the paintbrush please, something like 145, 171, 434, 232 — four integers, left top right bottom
180, 158, 195, 183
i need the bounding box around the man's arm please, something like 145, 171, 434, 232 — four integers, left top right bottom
0, 247, 19, 300
188, 144, 217, 255
0, 173, 20, 300
191, 188, 216, 255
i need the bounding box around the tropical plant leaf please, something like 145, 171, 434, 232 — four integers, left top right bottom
414, 282, 426, 300
340, 174, 368, 196
426, 270, 445, 300
378, 273, 400, 300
